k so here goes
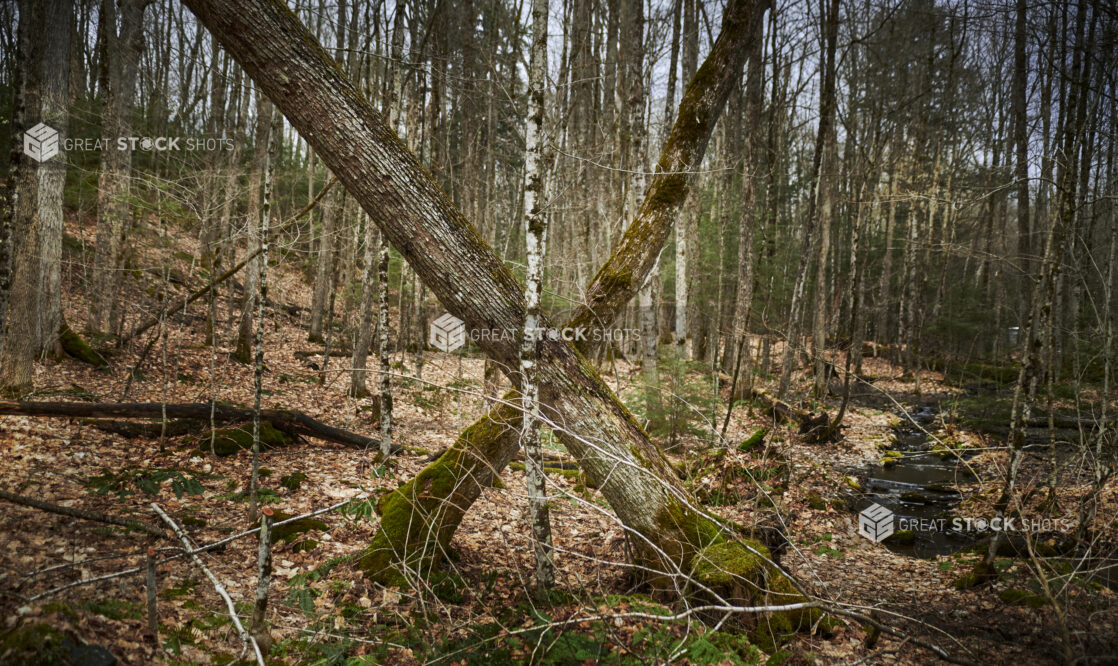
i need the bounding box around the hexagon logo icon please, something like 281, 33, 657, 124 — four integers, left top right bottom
23, 123, 59, 163
429, 312, 465, 352
858, 503, 894, 542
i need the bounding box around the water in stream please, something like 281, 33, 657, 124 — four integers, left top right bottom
853, 404, 979, 558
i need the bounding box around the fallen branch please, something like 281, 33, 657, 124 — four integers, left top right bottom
152, 502, 265, 665
748, 388, 836, 443
0, 400, 379, 450
0, 488, 168, 539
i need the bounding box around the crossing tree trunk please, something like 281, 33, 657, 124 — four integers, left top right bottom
181, 0, 813, 618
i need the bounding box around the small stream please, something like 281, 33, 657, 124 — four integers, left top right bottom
852, 404, 979, 558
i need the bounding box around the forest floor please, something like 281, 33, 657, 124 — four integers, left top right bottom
1, 214, 1116, 665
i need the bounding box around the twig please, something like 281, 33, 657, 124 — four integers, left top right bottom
152, 502, 265, 666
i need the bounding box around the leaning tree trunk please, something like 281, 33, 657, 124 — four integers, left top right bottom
183, 0, 813, 622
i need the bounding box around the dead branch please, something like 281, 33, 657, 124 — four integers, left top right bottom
152, 502, 265, 665
0, 488, 168, 539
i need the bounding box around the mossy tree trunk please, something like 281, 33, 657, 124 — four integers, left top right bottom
184, 0, 809, 616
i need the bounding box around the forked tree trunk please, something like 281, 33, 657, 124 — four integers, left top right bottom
184, 0, 813, 622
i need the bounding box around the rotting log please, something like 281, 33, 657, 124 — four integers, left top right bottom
181, 0, 815, 628
0, 400, 379, 450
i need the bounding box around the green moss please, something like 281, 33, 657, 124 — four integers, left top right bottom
291, 538, 319, 553
999, 588, 1049, 607
205, 421, 290, 456
0, 623, 77, 664
738, 428, 768, 453
281, 472, 307, 491
886, 529, 916, 545
360, 408, 515, 586
271, 510, 328, 544
805, 491, 826, 511
842, 476, 863, 493
58, 323, 107, 367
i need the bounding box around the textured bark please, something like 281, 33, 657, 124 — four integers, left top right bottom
36, 0, 72, 358
87, 0, 148, 335
350, 216, 379, 397
183, 0, 807, 617
249, 106, 277, 524
520, 0, 554, 589
0, 0, 72, 394
0, 0, 43, 395
721, 6, 766, 376
377, 233, 392, 458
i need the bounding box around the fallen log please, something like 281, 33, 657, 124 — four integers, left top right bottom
749, 388, 837, 443
0, 401, 379, 450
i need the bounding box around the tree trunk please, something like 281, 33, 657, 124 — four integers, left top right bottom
721, 9, 765, 377
235, 92, 275, 362
1, 0, 72, 395
778, 0, 837, 399
87, 0, 148, 335
520, 0, 555, 588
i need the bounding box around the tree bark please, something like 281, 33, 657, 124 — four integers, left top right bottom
520, 0, 555, 589
235, 92, 275, 362
87, 0, 148, 335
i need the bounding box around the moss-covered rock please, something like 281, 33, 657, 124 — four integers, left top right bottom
270, 510, 327, 545
738, 428, 769, 454
202, 421, 291, 457
805, 491, 827, 511
280, 472, 307, 491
